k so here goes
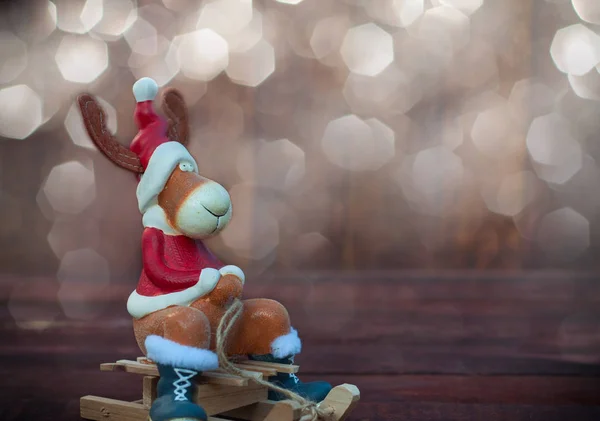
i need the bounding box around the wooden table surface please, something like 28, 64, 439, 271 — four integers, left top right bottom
1, 271, 600, 421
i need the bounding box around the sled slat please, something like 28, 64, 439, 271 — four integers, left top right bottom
234, 363, 277, 377
102, 360, 248, 386
200, 384, 268, 415
237, 360, 299, 374
215, 367, 264, 380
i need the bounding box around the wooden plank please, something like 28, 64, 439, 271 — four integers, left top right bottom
222, 400, 302, 421
80, 396, 147, 421
102, 360, 248, 386
199, 384, 268, 415
201, 371, 249, 387
233, 363, 277, 377
216, 367, 264, 380
237, 360, 300, 374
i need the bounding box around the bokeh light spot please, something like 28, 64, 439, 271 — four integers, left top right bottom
482, 171, 541, 217
572, 0, 600, 25
226, 39, 275, 87
54, 0, 99, 34
130, 36, 180, 86
221, 184, 280, 260
568, 69, 600, 100
440, 0, 483, 15
47, 217, 101, 258
340, 23, 394, 77
226, 9, 263, 53
0, 32, 28, 84
174, 29, 229, 81
550, 24, 600, 76
196, 0, 253, 37
41, 161, 96, 214
392, 0, 425, 27
526, 113, 583, 184
79, 0, 104, 32
124, 18, 158, 56
91, 0, 138, 38
536, 207, 590, 261
343, 65, 421, 115
321, 115, 396, 171
55, 35, 109, 83
398, 146, 466, 216
310, 15, 349, 63
411, 5, 471, 53
471, 103, 524, 159
508, 79, 557, 128
412, 146, 464, 198
236, 139, 306, 191
0, 85, 43, 139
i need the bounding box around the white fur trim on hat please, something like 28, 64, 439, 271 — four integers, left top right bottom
145, 335, 219, 371
127, 268, 221, 319
133, 77, 158, 102
271, 328, 301, 358
136, 141, 198, 213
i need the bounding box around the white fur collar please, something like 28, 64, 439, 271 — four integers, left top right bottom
142, 205, 179, 235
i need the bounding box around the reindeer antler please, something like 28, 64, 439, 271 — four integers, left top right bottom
77, 94, 144, 173
162, 88, 189, 146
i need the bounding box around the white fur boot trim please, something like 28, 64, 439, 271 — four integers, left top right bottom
271, 327, 302, 359
145, 335, 219, 371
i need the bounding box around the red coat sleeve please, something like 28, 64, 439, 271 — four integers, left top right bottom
142, 228, 200, 290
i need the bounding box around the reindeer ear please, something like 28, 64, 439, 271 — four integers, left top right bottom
77, 94, 144, 173
161, 88, 189, 146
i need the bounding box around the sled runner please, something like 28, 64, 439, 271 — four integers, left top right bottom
80, 358, 360, 421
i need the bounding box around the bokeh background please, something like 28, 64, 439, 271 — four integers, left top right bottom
1, 0, 600, 322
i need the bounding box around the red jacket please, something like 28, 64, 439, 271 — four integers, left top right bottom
126, 227, 244, 319
137, 227, 223, 296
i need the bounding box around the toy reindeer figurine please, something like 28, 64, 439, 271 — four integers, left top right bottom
77, 78, 333, 421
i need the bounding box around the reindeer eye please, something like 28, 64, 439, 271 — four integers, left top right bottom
179, 162, 194, 172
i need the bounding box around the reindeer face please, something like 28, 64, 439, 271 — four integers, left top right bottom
157, 165, 232, 239
78, 78, 232, 240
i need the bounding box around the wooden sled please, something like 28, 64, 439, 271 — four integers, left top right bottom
80, 357, 360, 421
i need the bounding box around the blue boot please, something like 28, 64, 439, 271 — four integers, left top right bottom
249, 354, 332, 402
148, 364, 207, 421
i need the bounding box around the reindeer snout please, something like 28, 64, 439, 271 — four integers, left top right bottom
196, 182, 231, 217
158, 167, 232, 239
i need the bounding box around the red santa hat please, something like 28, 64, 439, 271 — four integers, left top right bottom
130, 77, 198, 214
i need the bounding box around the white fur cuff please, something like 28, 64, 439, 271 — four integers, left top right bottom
145, 335, 219, 371
271, 328, 301, 359
219, 265, 245, 284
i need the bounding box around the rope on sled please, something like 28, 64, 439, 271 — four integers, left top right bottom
216, 298, 335, 421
